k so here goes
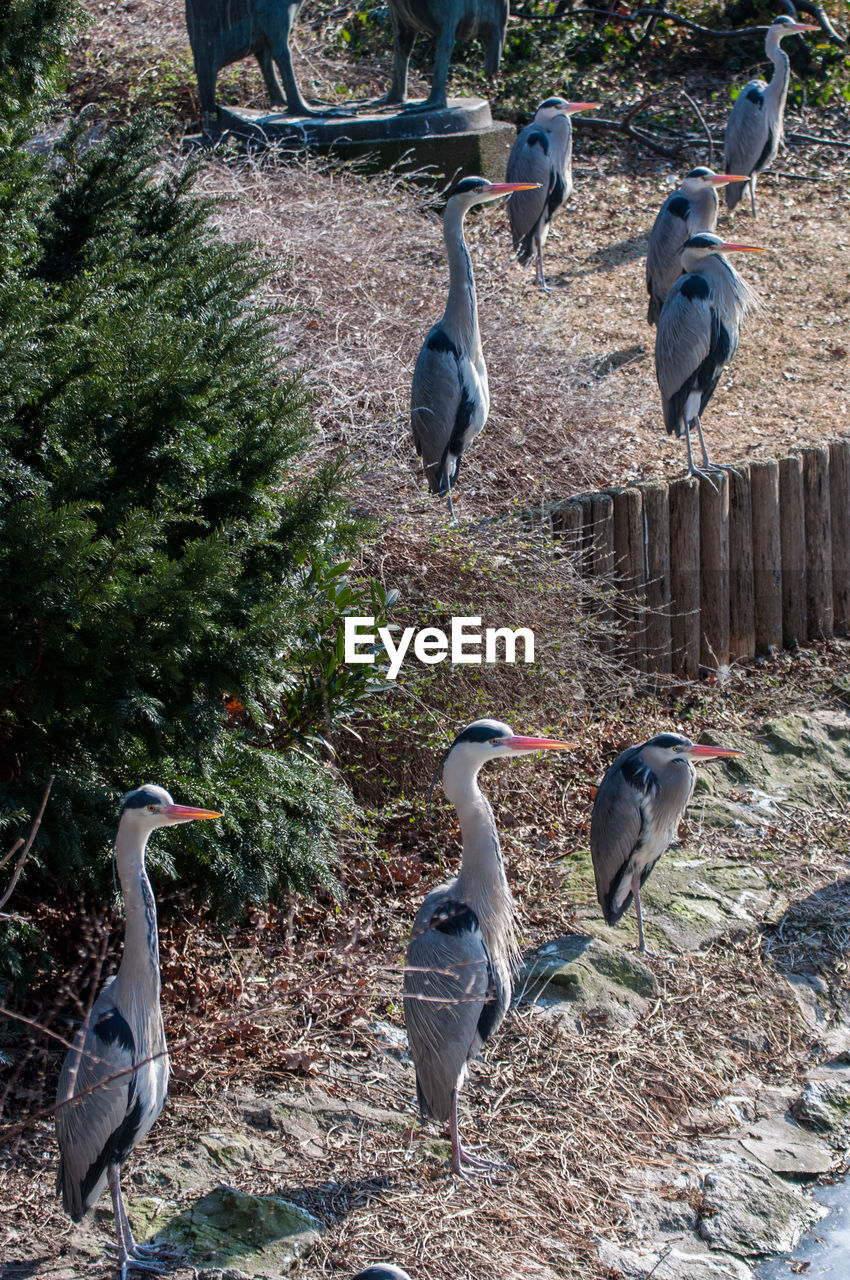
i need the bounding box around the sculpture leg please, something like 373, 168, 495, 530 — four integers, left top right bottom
404, 21, 459, 112
273, 3, 352, 117
256, 47, 286, 108
375, 15, 414, 105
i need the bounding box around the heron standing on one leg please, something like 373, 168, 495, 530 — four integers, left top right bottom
591, 734, 742, 953
410, 177, 538, 519
505, 97, 599, 291
403, 719, 574, 1176
655, 232, 763, 480
724, 15, 818, 218
645, 168, 748, 325
55, 785, 221, 1278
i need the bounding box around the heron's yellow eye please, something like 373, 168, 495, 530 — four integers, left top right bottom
147, 804, 157, 813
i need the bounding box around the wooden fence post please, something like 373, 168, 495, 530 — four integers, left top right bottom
553, 499, 585, 560
590, 494, 614, 580
641, 480, 672, 675
611, 486, 646, 672
749, 459, 782, 655
699, 473, 730, 670
779, 455, 806, 648
728, 466, 755, 662
669, 476, 700, 679
829, 439, 850, 636
801, 445, 833, 640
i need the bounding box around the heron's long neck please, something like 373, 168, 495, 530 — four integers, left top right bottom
113, 826, 161, 1004
442, 202, 480, 354
702, 254, 756, 322
450, 773, 519, 969
764, 34, 791, 114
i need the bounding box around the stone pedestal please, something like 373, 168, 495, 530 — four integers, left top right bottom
203, 98, 516, 182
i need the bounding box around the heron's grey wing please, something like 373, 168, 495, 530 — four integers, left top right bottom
55, 995, 140, 1220
590, 759, 644, 924
655, 277, 712, 404
646, 196, 688, 322
410, 331, 462, 490
724, 79, 769, 203
506, 128, 550, 252
403, 905, 491, 1123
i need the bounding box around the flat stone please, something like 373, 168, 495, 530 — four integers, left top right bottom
737, 1115, 835, 1175
204, 99, 517, 182
698, 1158, 826, 1256
597, 1238, 757, 1278
144, 1184, 321, 1277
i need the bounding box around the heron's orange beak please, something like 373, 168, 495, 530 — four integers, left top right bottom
717, 242, 765, 253
486, 182, 541, 196
685, 745, 743, 762
503, 736, 577, 751
162, 803, 223, 821
708, 174, 750, 185
786, 22, 820, 32
564, 102, 601, 113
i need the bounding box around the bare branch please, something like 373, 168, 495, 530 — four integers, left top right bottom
681, 90, 714, 167
0, 776, 54, 912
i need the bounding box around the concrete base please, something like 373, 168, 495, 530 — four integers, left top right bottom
200, 98, 517, 183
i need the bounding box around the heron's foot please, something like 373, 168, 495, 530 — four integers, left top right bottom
110, 1248, 173, 1279
107, 1241, 182, 1263
456, 1141, 508, 1172
535, 273, 551, 293
686, 464, 720, 492
705, 460, 742, 480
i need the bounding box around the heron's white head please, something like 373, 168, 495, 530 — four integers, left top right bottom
444, 175, 540, 215
767, 14, 819, 45
118, 784, 222, 836
638, 732, 743, 773
680, 231, 765, 270
680, 167, 750, 193
434, 718, 575, 807
536, 97, 600, 118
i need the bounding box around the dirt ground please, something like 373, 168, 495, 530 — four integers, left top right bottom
3, 5, 850, 1280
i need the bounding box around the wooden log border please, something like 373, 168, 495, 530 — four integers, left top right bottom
535, 437, 850, 675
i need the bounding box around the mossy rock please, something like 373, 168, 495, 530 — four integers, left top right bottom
791, 1075, 850, 1144
698, 1159, 826, 1257
520, 935, 657, 1029
144, 1184, 322, 1276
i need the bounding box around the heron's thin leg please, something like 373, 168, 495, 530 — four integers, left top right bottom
749, 174, 757, 219
632, 872, 646, 954
449, 1088, 470, 1177
446, 476, 457, 524
683, 421, 718, 490
535, 241, 549, 293
107, 1165, 171, 1277
695, 415, 712, 468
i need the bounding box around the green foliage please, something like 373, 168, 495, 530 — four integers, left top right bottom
0, 0, 79, 126
0, 108, 392, 928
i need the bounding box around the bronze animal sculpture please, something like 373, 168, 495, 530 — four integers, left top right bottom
383, 0, 509, 111
185, 0, 343, 125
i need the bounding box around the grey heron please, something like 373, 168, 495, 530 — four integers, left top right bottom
655, 232, 763, 480
505, 97, 599, 291
351, 1269, 413, 1280
591, 734, 742, 953
724, 15, 818, 217
410, 176, 538, 520
55, 785, 221, 1278
403, 718, 575, 1176
646, 169, 748, 325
